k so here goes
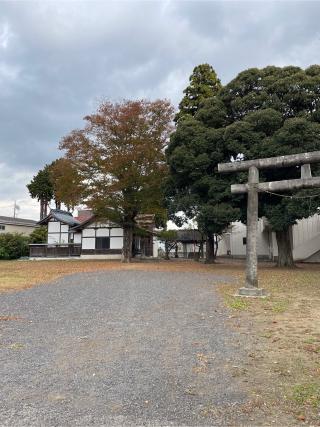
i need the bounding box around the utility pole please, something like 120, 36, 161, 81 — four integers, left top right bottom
218, 150, 320, 297
13, 201, 20, 218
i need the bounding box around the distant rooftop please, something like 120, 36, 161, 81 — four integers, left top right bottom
0, 216, 38, 227
176, 229, 205, 242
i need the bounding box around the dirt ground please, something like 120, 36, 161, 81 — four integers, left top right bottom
0, 257, 241, 293
0, 258, 319, 425
217, 261, 320, 425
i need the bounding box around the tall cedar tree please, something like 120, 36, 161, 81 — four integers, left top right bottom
174, 64, 222, 123
201, 65, 320, 267
60, 99, 174, 262
167, 65, 238, 262
166, 117, 240, 262
27, 164, 54, 219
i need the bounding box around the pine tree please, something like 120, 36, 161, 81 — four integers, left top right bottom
175, 64, 222, 123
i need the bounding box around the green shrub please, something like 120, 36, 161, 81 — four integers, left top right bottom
0, 233, 29, 260
29, 226, 47, 243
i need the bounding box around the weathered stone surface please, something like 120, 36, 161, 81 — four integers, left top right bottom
218, 150, 320, 173
236, 287, 268, 297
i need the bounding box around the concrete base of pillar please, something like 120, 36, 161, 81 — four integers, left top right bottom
236, 287, 268, 297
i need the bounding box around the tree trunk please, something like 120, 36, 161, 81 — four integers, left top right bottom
40, 199, 44, 220
164, 241, 170, 260
214, 235, 219, 258
122, 225, 133, 263
174, 244, 179, 258
40, 199, 48, 220
205, 234, 216, 264
275, 227, 295, 268
44, 201, 48, 218
199, 241, 204, 259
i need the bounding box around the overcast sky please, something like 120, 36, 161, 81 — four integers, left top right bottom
1, 0, 320, 219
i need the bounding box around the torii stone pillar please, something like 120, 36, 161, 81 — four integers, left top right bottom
245, 166, 259, 291
218, 150, 320, 297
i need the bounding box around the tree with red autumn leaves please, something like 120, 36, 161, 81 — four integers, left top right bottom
60, 99, 174, 262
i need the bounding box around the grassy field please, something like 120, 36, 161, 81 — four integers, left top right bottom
0, 258, 319, 424
218, 263, 320, 425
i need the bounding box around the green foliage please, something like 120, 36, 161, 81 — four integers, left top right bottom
167, 64, 320, 264
27, 164, 54, 203
292, 383, 320, 408
166, 73, 240, 252
60, 99, 174, 262
29, 226, 47, 244
0, 233, 29, 260
175, 64, 222, 122
27, 158, 81, 216
157, 229, 178, 260
225, 296, 250, 311
217, 65, 320, 231
157, 229, 178, 242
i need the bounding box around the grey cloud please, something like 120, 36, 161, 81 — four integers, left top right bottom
1, 0, 320, 218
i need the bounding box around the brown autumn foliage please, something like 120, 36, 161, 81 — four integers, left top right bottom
60, 99, 174, 262
50, 158, 83, 210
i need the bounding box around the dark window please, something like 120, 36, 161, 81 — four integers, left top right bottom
242, 237, 247, 245
96, 237, 110, 250
0, 225, 5, 230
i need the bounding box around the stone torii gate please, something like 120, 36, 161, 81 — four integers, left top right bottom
218, 151, 320, 297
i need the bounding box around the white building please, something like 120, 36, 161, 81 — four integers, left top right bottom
0, 216, 38, 236
29, 209, 158, 259
218, 214, 320, 262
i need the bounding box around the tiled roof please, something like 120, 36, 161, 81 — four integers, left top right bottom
0, 216, 38, 227
38, 209, 80, 226
176, 229, 205, 242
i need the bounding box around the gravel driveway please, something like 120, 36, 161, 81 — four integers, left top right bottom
0, 270, 248, 426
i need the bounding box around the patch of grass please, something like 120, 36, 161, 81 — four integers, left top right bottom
225, 297, 250, 311
291, 383, 320, 408
271, 300, 289, 313
8, 343, 24, 349
303, 337, 319, 344
260, 331, 273, 339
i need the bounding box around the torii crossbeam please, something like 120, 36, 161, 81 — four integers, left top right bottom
218, 151, 320, 297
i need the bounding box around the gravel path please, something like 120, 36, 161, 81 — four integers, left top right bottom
0, 270, 249, 426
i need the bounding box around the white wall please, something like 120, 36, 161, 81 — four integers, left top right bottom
82, 237, 95, 249
292, 214, 320, 260
110, 236, 123, 249
81, 221, 124, 250
221, 215, 320, 261
74, 232, 81, 244
48, 221, 60, 233
110, 228, 123, 237
222, 221, 271, 259
82, 228, 95, 237
0, 223, 36, 236
48, 220, 62, 244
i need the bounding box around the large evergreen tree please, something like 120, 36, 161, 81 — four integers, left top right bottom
175, 64, 222, 122
192, 65, 320, 266
217, 65, 320, 267
166, 65, 239, 262
165, 116, 240, 262
167, 64, 320, 267
27, 165, 54, 220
